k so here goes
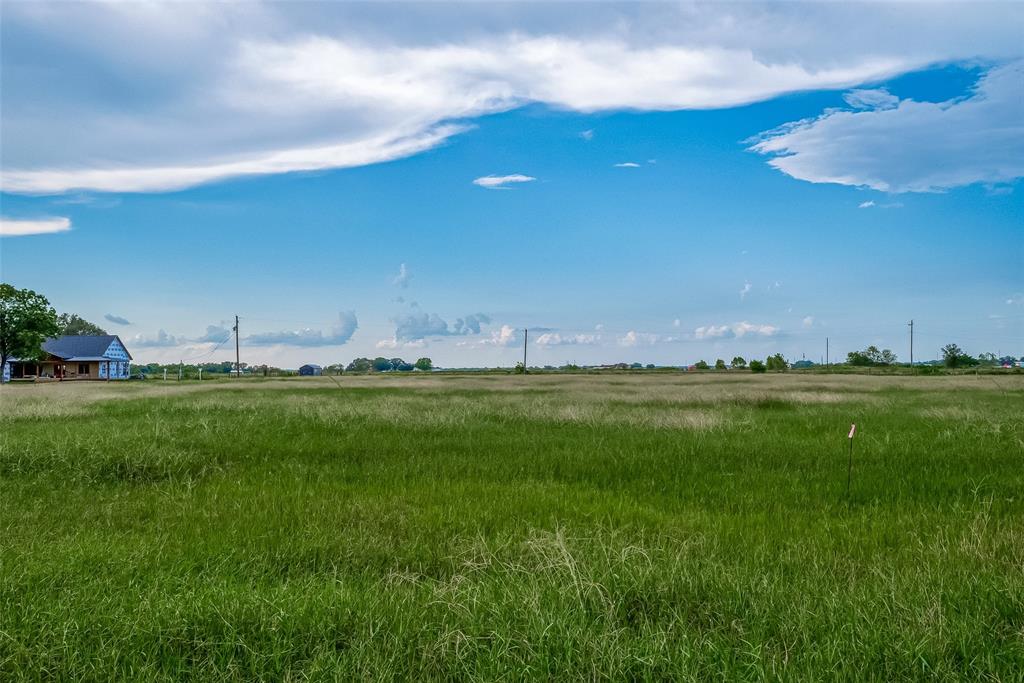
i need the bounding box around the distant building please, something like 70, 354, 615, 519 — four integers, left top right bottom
298, 364, 323, 376
3, 335, 132, 382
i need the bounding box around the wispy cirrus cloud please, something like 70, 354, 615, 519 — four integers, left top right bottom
0, 216, 71, 237
472, 174, 536, 190
393, 263, 411, 288
12, 2, 1022, 194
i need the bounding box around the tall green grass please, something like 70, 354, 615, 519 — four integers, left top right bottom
1, 375, 1021, 680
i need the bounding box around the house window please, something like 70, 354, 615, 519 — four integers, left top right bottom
78, 363, 89, 375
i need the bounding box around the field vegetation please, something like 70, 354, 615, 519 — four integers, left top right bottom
1, 373, 1022, 679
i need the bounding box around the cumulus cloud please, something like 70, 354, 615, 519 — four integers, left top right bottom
802, 316, 815, 328
472, 174, 536, 190
739, 282, 752, 300
452, 313, 491, 335
12, 2, 1022, 194
393, 263, 411, 288
392, 311, 490, 341
104, 313, 131, 326
750, 61, 1024, 192
613, 162, 640, 168
534, 332, 599, 347
694, 322, 779, 340
618, 331, 679, 347
458, 324, 520, 349
194, 324, 232, 343
130, 329, 180, 347
0, 216, 71, 237
245, 311, 358, 346
376, 336, 426, 350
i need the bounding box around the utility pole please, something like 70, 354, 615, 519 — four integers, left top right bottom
234, 315, 240, 378
908, 319, 914, 367
826, 337, 829, 368
522, 328, 528, 374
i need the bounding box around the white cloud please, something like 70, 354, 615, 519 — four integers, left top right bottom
693, 325, 731, 340
393, 263, 411, 288
843, 88, 899, 110
618, 331, 679, 347
672, 319, 681, 328
0, 216, 71, 237
859, 199, 904, 209
534, 332, 599, 347
245, 311, 358, 346
802, 316, 815, 328
739, 282, 752, 300
472, 174, 536, 190
694, 321, 779, 340
750, 61, 1024, 193
392, 311, 490, 341
376, 336, 426, 349
194, 324, 232, 343
130, 329, 180, 348
579, 129, 594, 141
13, 2, 1023, 194
1007, 293, 1023, 306
484, 325, 519, 347
104, 314, 131, 326
613, 162, 640, 168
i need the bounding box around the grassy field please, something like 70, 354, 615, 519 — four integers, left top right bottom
1, 373, 1022, 680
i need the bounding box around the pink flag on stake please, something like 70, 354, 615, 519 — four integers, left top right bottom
848, 424, 856, 439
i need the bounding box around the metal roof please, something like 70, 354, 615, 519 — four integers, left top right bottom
41, 335, 133, 360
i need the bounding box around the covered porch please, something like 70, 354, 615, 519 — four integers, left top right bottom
7, 357, 114, 381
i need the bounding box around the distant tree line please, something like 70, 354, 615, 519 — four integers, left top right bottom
343, 357, 433, 373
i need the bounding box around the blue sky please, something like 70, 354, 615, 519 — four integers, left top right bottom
1, 2, 1021, 367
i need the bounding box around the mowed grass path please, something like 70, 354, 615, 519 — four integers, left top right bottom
1, 374, 1022, 680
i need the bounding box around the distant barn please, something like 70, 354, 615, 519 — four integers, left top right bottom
298, 364, 322, 376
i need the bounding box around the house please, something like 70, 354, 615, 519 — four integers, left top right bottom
3, 335, 132, 382
298, 364, 322, 376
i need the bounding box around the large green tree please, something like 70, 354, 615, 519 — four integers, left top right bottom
0, 284, 60, 372
56, 313, 107, 336
941, 343, 978, 368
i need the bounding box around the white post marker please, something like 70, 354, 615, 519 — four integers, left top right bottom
846, 423, 856, 497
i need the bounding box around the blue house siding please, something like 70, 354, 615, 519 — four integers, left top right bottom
101, 338, 132, 379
